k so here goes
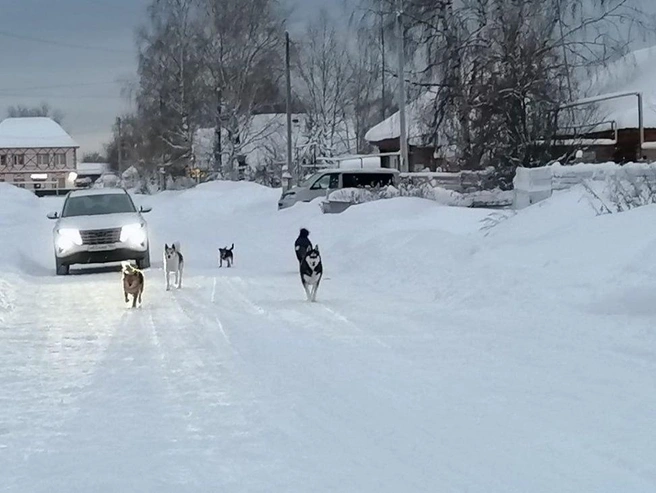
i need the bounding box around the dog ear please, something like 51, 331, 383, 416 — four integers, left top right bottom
314, 244, 320, 253
164, 243, 168, 249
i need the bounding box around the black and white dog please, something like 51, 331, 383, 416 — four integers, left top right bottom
218, 244, 234, 268
163, 242, 184, 290
300, 245, 323, 302
295, 228, 312, 264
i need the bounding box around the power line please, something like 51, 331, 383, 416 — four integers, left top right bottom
0, 81, 122, 93
0, 93, 123, 100
0, 30, 133, 54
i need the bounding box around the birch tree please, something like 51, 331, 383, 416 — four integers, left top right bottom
196, 0, 285, 179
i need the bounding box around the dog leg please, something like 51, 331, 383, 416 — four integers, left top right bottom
165, 271, 170, 291
124, 290, 129, 303
311, 281, 320, 302
177, 267, 183, 289
131, 294, 137, 308
303, 283, 312, 301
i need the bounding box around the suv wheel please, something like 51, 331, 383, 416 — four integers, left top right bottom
56, 260, 69, 276
137, 249, 151, 270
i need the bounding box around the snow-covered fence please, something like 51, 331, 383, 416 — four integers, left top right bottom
513, 162, 656, 209
399, 168, 496, 193
321, 185, 513, 213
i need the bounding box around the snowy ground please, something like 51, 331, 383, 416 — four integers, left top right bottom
1, 182, 655, 492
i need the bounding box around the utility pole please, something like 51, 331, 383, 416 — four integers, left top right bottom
380, 3, 386, 121
396, 0, 409, 172
214, 87, 222, 175
117, 117, 123, 176
285, 31, 294, 185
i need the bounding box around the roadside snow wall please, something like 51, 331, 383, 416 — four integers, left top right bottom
513, 161, 656, 209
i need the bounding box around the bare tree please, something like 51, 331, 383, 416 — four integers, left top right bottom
295, 10, 355, 161
82, 152, 105, 163
362, 0, 653, 186
7, 102, 64, 124
196, 0, 286, 179
136, 0, 205, 174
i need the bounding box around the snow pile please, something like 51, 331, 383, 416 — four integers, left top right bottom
514, 161, 656, 208
327, 184, 512, 208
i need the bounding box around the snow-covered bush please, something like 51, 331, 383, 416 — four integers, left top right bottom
583, 168, 656, 215
326, 184, 512, 208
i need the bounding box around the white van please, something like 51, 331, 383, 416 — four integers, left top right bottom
278, 168, 399, 210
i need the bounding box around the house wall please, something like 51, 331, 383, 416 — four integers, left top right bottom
370, 137, 445, 171
0, 147, 77, 190
553, 128, 656, 163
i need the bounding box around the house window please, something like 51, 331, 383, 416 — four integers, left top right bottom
13, 154, 25, 166
0, 155, 6, 166
37, 153, 50, 166
54, 153, 67, 166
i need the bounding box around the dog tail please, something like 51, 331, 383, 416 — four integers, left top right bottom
173, 241, 181, 251
299, 228, 310, 238
229, 243, 234, 251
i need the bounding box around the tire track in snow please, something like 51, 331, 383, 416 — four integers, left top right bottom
226, 275, 392, 349
172, 274, 442, 490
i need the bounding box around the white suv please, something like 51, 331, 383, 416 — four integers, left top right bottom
47, 188, 151, 275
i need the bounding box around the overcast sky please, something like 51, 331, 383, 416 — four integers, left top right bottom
0, 0, 653, 156
0, 0, 342, 156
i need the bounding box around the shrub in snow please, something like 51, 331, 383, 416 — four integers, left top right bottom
583, 167, 656, 214
326, 183, 512, 208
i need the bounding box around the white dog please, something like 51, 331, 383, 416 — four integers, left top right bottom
163, 242, 184, 290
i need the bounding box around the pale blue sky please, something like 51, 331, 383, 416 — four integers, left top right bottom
0, 0, 342, 155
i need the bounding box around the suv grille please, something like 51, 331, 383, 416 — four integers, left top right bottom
81, 228, 121, 245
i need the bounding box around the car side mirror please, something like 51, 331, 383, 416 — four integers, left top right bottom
47, 212, 59, 220
140, 206, 152, 213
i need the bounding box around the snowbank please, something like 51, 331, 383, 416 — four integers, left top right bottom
514, 161, 656, 208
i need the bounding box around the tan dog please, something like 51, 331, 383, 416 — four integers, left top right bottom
122, 262, 144, 308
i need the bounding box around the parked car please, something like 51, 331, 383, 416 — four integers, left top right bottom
278, 168, 399, 209
47, 188, 151, 275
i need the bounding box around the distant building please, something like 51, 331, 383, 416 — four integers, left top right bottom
75, 162, 109, 187
365, 90, 455, 172
0, 117, 79, 191
550, 46, 656, 163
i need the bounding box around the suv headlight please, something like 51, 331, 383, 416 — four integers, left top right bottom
56, 228, 82, 251
120, 223, 147, 244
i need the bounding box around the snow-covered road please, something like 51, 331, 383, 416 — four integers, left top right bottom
1, 182, 655, 492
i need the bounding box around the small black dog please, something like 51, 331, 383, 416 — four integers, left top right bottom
295, 228, 312, 263
219, 244, 234, 268
300, 245, 323, 302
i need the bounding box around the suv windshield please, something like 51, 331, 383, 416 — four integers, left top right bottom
62, 193, 136, 217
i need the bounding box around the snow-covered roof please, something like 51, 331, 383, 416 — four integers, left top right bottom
365, 91, 436, 144
76, 162, 108, 175
0, 117, 78, 149
586, 46, 656, 129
